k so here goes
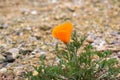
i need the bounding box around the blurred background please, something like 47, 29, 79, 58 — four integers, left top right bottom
0, 0, 120, 79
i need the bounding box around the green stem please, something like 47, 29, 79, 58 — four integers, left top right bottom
66, 44, 71, 61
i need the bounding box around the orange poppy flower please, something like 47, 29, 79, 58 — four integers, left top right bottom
52, 22, 73, 44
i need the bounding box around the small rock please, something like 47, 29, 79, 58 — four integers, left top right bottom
19, 49, 32, 55
40, 25, 51, 31
29, 36, 37, 42
40, 51, 46, 55
0, 73, 15, 80
20, 8, 30, 15
13, 66, 25, 76
86, 32, 96, 43
117, 52, 120, 58
0, 68, 7, 73
111, 31, 119, 36
67, 6, 75, 12
111, 40, 120, 45
0, 54, 5, 63
54, 13, 67, 20
35, 53, 41, 58
49, 0, 57, 3
31, 10, 38, 15
2, 23, 9, 29
4, 52, 15, 63
0, 23, 9, 29
73, 0, 83, 6
8, 48, 19, 59
2, 62, 8, 67
2, 48, 19, 63
91, 37, 106, 50
31, 48, 40, 54
32, 48, 46, 56
26, 26, 32, 31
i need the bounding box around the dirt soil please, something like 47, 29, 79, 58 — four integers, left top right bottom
0, 0, 120, 80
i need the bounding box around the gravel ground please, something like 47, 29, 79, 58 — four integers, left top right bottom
0, 0, 120, 80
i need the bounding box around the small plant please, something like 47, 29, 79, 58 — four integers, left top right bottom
25, 22, 120, 80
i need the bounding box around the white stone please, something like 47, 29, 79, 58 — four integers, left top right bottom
0, 68, 7, 73
31, 10, 38, 15
8, 48, 19, 59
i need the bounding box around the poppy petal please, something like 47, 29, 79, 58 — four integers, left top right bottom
52, 22, 73, 43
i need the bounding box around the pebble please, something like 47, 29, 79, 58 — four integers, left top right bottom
20, 8, 30, 15
54, 13, 67, 20
32, 48, 46, 55
25, 26, 32, 31
31, 48, 40, 54
111, 40, 120, 45
0, 23, 9, 29
4, 52, 15, 63
117, 52, 120, 58
86, 32, 96, 43
0, 73, 14, 80
14, 66, 25, 76
29, 36, 37, 42
91, 38, 106, 50
8, 48, 19, 59
39, 24, 51, 31
40, 51, 46, 55
110, 31, 119, 36
19, 48, 32, 55
31, 10, 38, 15
0, 68, 7, 73
49, 0, 57, 3
35, 53, 41, 58
0, 54, 5, 63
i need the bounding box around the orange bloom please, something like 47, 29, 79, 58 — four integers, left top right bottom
52, 22, 73, 44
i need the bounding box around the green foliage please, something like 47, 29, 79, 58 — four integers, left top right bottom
25, 31, 120, 80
